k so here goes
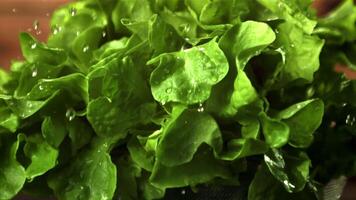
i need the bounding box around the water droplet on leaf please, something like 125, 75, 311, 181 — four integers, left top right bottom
165, 88, 172, 94
69, 7, 77, 16
66, 108, 76, 121
31, 69, 38, 77
346, 114, 355, 126
83, 45, 90, 52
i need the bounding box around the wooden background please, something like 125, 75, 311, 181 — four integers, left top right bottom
0, 0, 71, 68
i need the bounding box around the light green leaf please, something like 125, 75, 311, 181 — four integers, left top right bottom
156, 109, 223, 166
150, 146, 231, 188
48, 141, 117, 200
264, 149, 311, 192
24, 134, 58, 180
149, 39, 229, 105
219, 21, 276, 68
257, 0, 316, 34
219, 138, 268, 160
41, 116, 67, 148
87, 56, 155, 138
276, 22, 324, 83
276, 99, 324, 148
259, 112, 290, 148
0, 135, 26, 199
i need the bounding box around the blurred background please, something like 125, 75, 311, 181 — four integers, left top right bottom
0, 0, 71, 68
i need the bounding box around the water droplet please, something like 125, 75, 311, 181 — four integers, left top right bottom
181, 189, 186, 195
39, 85, 44, 90
198, 47, 205, 52
83, 45, 90, 52
35, 30, 42, 35
296, 104, 302, 109
102, 31, 107, 38
306, 86, 315, 97
31, 69, 38, 77
46, 13, 50, 17
12, 8, 17, 13
80, 186, 84, 190
290, 44, 295, 48
66, 108, 76, 121
31, 43, 37, 49
165, 88, 173, 94
33, 20, 39, 31
346, 114, 356, 126
342, 103, 348, 107
283, 180, 295, 189
330, 121, 336, 128
278, 2, 284, 9
52, 25, 62, 35
69, 7, 77, 16
197, 103, 204, 112
76, 31, 80, 36
179, 24, 190, 34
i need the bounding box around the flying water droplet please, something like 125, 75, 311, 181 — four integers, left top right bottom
290, 44, 295, 48
329, 121, 336, 128
31, 43, 37, 49
102, 31, 107, 38
12, 8, 17, 13
181, 189, 186, 195
33, 20, 39, 31
197, 103, 204, 112
66, 108, 76, 121
346, 114, 356, 126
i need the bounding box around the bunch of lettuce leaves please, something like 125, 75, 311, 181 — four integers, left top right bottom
0, 0, 355, 199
